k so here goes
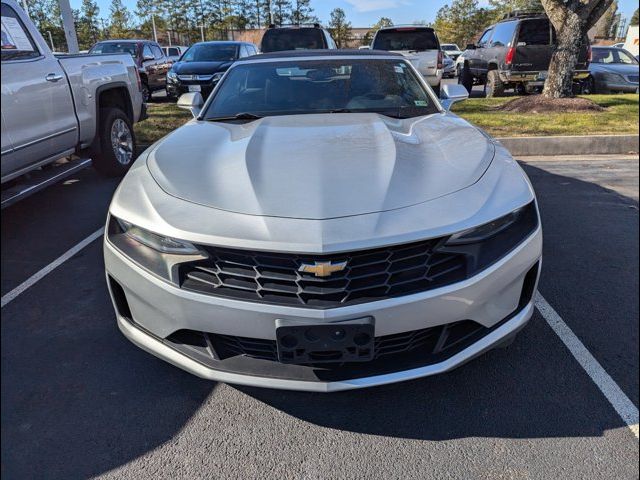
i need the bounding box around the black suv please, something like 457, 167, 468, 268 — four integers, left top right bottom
166, 41, 259, 99
458, 12, 590, 97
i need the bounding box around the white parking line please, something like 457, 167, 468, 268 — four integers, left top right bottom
535, 292, 639, 440
0, 228, 103, 308
1, 229, 638, 440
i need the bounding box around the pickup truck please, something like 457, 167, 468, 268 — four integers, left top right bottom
1, 0, 145, 202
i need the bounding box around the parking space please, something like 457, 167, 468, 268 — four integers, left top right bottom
1, 155, 637, 478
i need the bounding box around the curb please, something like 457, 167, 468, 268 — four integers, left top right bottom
496, 135, 639, 156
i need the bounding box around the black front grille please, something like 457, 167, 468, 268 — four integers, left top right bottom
170, 319, 487, 366
179, 238, 467, 308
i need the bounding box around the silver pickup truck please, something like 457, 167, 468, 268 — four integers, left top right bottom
1, 0, 145, 191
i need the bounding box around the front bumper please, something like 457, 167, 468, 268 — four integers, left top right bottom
166, 81, 216, 98
104, 225, 542, 391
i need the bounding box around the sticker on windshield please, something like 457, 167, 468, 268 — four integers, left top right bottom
1, 16, 34, 51
414, 100, 428, 106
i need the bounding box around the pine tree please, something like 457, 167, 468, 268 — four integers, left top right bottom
328, 7, 351, 49
108, 0, 133, 39
76, 0, 100, 49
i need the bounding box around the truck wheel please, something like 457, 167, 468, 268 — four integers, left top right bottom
485, 70, 505, 98
458, 64, 473, 94
93, 107, 136, 177
581, 76, 596, 95
141, 82, 151, 103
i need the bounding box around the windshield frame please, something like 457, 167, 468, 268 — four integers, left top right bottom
198, 55, 444, 121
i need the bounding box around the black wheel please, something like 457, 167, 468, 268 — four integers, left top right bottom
458, 64, 473, 94
485, 70, 505, 98
141, 82, 151, 103
581, 76, 596, 95
92, 107, 136, 177
514, 83, 528, 96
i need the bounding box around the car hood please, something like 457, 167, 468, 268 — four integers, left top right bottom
590, 63, 639, 75
146, 113, 495, 220
172, 61, 232, 74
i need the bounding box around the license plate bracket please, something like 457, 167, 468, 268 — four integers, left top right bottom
275, 317, 375, 364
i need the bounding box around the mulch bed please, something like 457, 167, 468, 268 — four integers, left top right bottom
494, 95, 606, 113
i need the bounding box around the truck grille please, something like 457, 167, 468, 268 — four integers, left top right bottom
178, 238, 467, 308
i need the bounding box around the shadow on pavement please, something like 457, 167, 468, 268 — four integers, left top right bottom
1, 243, 215, 479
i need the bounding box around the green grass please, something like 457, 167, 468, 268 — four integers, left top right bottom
134, 94, 639, 145
451, 94, 639, 137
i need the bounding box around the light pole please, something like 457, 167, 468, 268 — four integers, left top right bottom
151, 14, 158, 43
57, 0, 79, 53
199, 0, 205, 42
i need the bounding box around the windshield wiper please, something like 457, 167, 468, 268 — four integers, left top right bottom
206, 112, 263, 122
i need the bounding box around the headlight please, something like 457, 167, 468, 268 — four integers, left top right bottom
211, 72, 224, 83
107, 216, 206, 282
167, 71, 178, 82
441, 202, 538, 272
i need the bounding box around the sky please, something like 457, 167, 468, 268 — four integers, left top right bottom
69, 0, 639, 28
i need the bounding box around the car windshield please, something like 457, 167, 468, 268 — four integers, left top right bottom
90, 42, 138, 57
441, 44, 459, 51
592, 48, 638, 65
202, 59, 438, 120
261, 28, 326, 53
372, 28, 439, 52
181, 44, 238, 62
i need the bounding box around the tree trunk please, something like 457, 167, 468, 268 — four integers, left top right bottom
541, 0, 614, 99
543, 12, 584, 98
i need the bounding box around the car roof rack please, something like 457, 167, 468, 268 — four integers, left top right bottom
268, 23, 321, 29
499, 10, 546, 21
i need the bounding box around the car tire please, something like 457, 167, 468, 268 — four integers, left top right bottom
485, 70, 505, 98
92, 107, 136, 177
582, 76, 596, 95
141, 82, 151, 103
458, 64, 473, 94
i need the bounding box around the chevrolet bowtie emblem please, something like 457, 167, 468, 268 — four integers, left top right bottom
298, 260, 347, 277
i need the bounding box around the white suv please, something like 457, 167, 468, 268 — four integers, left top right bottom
372, 26, 443, 95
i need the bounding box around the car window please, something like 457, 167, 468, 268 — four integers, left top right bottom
372, 28, 439, 51
261, 28, 327, 53
1, 3, 40, 61
490, 21, 517, 48
142, 44, 153, 59
239, 44, 249, 57
249, 45, 258, 55
151, 45, 163, 59
592, 48, 638, 65
203, 59, 438, 120
517, 19, 551, 46
168, 47, 179, 56
181, 44, 238, 62
477, 28, 494, 48
91, 42, 138, 57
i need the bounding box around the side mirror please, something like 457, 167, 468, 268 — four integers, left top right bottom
465, 43, 476, 50
177, 92, 204, 118
439, 83, 469, 111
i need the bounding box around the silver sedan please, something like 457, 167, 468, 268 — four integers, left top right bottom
104, 51, 542, 392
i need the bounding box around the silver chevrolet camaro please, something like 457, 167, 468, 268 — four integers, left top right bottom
104, 50, 542, 392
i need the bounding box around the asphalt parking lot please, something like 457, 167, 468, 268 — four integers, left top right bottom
1, 155, 638, 479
